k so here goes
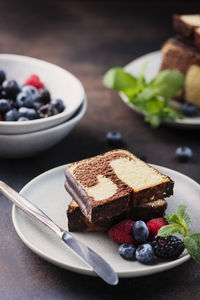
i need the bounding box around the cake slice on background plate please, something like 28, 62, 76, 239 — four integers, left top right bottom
173, 14, 200, 40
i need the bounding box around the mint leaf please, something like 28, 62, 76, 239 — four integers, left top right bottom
158, 224, 185, 237
162, 106, 183, 120
177, 205, 187, 218
103, 66, 185, 128
184, 234, 200, 266
177, 205, 191, 232
164, 205, 191, 237
144, 114, 162, 128
103, 67, 137, 91
150, 70, 184, 100
167, 213, 181, 225
134, 87, 154, 104
182, 213, 191, 232
137, 61, 148, 86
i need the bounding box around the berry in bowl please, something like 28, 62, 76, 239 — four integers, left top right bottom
0, 54, 85, 134
0, 73, 65, 122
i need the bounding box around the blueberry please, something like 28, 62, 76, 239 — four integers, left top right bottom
106, 131, 123, 146
16, 92, 31, 108
133, 221, 149, 243
18, 107, 37, 120
118, 244, 136, 260
39, 89, 51, 104
2, 80, 20, 97
0, 99, 11, 113
22, 85, 39, 101
32, 101, 42, 110
52, 98, 65, 113
176, 146, 193, 162
181, 103, 198, 117
0, 89, 8, 99
5, 109, 19, 121
135, 244, 154, 263
17, 116, 29, 121
0, 70, 6, 84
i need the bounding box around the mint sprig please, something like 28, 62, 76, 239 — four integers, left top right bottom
158, 205, 200, 266
103, 66, 184, 128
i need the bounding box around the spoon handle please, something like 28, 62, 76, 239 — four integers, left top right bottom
0, 180, 63, 237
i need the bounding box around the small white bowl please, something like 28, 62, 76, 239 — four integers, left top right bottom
0, 54, 85, 134
0, 98, 87, 158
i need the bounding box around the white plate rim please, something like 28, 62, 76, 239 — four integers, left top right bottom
12, 164, 200, 278
120, 50, 200, 129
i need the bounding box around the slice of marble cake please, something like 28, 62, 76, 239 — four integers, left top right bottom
64, 150, 173, 222
67, 199, 168, 232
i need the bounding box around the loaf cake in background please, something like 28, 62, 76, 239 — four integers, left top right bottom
65, 149, 173, 223
173, 14, 200, 41
67, 199, 168, 232
160, 37, 200, 75
194, 27, 200, 51
160, 14, 200, 108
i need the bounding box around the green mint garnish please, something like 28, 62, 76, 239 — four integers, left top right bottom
158, 204, 200, 266
103, 65, 184, 128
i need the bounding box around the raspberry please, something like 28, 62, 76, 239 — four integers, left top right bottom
109, 220, 137, 245
152, 235, 184, 259
24, 74, 44, 89
147, 217, 168, 241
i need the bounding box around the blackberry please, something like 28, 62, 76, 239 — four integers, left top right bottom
38, 104, 58, 118
152, 235, 184, 259
38, 89, 51, 104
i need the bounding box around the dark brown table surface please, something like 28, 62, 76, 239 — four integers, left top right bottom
0, 0, 200, 299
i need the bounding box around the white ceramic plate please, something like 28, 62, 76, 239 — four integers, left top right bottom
12, 164, 200, 278
120, 51, 200, 129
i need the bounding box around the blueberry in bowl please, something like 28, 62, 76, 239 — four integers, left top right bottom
0, 54, 85, 134
0, 73, 65, 122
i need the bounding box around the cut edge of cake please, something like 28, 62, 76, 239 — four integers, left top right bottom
67, 199, 168, 232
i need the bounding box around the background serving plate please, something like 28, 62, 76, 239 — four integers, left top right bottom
120, 51, 200, 129
12, 164, 200, 278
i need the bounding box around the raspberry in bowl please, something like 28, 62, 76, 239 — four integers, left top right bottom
0, 54, 85, 134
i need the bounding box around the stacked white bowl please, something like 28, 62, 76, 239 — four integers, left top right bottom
0, 54, 87, 158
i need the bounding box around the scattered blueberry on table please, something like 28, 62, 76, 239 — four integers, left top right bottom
176, 146, 193, 162
106, 130, 123, 146
0, 72, 65, 121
